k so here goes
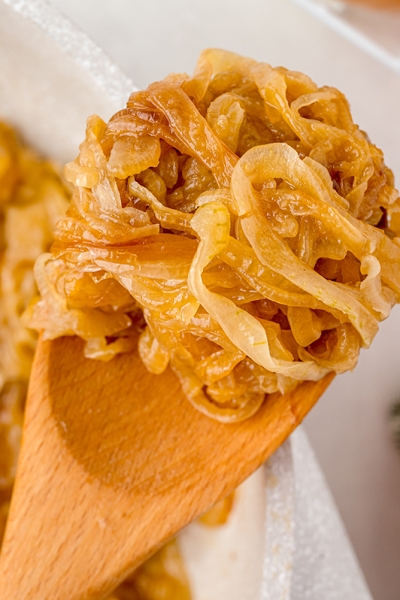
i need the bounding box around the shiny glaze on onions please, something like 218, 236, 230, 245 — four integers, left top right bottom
26, 49, 400, 423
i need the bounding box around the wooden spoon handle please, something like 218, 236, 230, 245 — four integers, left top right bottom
0, 336, 333, 600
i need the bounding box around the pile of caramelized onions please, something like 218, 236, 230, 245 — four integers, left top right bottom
26, 49, 400, 423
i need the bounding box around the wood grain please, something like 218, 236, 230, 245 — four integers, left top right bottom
0, 335, 333, 600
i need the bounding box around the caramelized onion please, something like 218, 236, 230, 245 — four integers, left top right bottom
26, 49, 400, 424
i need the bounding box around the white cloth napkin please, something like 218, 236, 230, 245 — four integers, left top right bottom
290, 428, 373, 600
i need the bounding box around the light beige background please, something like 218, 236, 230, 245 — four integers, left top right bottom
44, 1, 400, 597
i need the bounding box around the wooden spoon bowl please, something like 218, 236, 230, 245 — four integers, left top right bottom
0, 335, 333, 600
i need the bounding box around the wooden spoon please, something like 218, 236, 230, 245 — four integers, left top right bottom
0, 334, 333, 600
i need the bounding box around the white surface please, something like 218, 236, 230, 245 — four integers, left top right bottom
291, 428, 372, 600
44, 1, 400, 599
180, 427, 377, 600
262, 441, 295, 600
292, 0, 400, 72
179, 467, 266, 600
